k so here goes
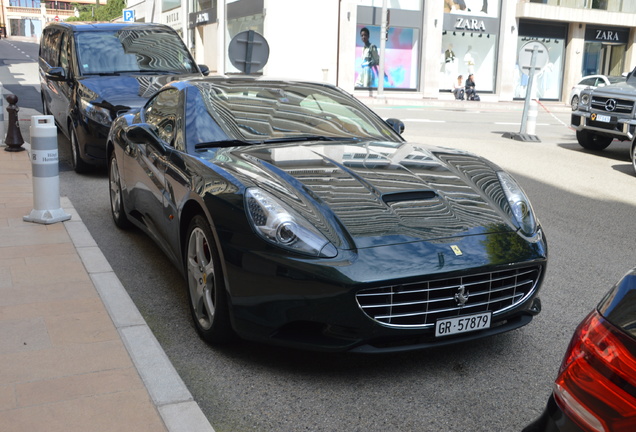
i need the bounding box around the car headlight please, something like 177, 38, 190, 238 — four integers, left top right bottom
580, 93, 591, 107
79, 99, 112, 126
245, 188, 337, 258
497, 171, 537, 237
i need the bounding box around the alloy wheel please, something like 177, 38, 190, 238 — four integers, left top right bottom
187, 226, 216, 331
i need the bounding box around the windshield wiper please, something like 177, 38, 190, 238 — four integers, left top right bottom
261, 136, 361, 144
195, 140, 256, 150
84, 72, 121, 76
134, 70, 189, 75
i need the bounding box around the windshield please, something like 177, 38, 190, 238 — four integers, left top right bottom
75, 29, 198, 76
193, 81, 402, 143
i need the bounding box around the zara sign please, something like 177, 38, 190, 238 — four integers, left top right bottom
585, 26, 629, 44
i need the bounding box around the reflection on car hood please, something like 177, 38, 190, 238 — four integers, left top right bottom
208, 141, 513, 248
78, 73, 201, 113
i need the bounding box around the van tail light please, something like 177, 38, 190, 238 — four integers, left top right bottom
553, 310, 636, 432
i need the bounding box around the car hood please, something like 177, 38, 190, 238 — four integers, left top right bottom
590, 81, 636, 97
77, 73, 200, 115
206, 141, 516, 249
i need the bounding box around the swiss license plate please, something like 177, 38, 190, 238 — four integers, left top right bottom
435, 312, 492, 337
595, 114, 611, 123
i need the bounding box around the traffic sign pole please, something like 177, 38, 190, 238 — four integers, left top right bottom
520, 45, 539, 136
503, 41, 548, 142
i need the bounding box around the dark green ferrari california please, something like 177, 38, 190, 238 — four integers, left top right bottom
106, 77, 547, 353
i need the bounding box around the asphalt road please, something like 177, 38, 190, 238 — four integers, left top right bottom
4, 37, 636, 432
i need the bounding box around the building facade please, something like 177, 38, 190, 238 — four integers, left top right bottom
0, 0, 104, 38
6, 0, 636, 103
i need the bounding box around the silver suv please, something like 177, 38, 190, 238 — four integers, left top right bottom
571, 69, 636, 157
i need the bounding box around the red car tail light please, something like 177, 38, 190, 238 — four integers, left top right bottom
553, 310, 636, 432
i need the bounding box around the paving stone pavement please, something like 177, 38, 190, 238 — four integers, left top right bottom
0, 142, 214, 431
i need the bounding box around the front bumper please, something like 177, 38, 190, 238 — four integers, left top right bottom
221, 230, 548, 353
571, 111, 636, 141
75, 115, 110, 166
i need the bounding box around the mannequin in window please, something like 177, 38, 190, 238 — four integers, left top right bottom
464, 46, 475, 74
444, 44, 458, 82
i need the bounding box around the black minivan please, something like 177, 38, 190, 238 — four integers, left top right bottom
39, 22, 207, 172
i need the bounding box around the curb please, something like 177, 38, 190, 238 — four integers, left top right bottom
59, 193, 215, 432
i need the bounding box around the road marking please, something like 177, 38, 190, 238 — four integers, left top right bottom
405, 119, 446, 123
495, 122, 550, 126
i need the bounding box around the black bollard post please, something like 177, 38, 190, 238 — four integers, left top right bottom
4, 94, 25, 152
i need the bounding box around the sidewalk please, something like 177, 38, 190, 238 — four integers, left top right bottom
0, 143, 214, 430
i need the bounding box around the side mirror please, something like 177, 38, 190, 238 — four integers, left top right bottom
385, 118, 405, 135
45, 66, 66, 82
125, 123, 166, 154
198, 64, 210, 76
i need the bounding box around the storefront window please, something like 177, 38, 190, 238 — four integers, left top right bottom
163, 0, 180, 13
10, 18, 41, 38
515, 22, 566, 100
358, 0, 421, 11
354, 25, 419, 89
440, 0, 500, 93
355, 3, 422, 90
225, 0, 264, 74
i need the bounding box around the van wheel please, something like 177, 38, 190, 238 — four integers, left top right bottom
576, 130, 613, 151
631, 141, 636, 175
70, 126, 92, 173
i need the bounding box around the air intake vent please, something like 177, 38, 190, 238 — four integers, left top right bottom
382, 190, 437, 205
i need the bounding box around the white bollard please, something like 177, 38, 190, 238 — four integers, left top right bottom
23, 115, 72, 224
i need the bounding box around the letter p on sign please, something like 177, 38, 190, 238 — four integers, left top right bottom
123, 9, 135, 22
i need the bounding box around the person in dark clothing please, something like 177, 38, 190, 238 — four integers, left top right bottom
465, 74, 476, 100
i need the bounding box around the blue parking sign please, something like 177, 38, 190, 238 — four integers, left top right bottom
123, 9, 135, 22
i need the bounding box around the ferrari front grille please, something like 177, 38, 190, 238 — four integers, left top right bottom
355, 266, 542, 328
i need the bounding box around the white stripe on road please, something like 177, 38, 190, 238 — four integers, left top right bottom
495, 122, 550, 126
404, 119, 446, 123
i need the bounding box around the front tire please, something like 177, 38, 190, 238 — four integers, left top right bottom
185, 215, 233, 344
576, 130, 613, 151
108, 152, 131, 229
631, 141, 636, 175
70, 126, 92, 173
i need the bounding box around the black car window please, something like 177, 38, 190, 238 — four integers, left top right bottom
184, 87, 228, 150
192, 81, 401, 143
40, 29, 62, 67
75, 29, 198, 75
59, 31, 69, 73
144, 89, 182, 147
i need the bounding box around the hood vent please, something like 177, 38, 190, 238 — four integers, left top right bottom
382, 190, 437, 205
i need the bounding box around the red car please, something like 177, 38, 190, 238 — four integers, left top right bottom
524, 269, 636, 432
